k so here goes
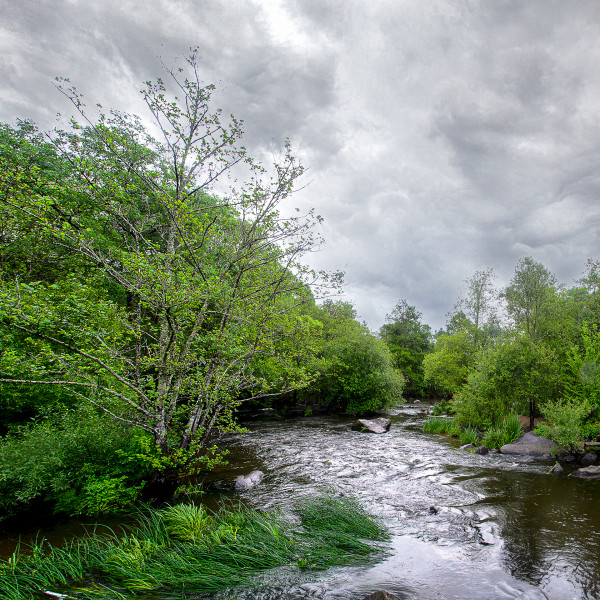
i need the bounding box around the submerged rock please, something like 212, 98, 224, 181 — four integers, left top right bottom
500, 432, 557, 458
571, 465, 600, 479
549, 463, 564, 474
351, 417, 391, 434
362, 592, 401, 600
234, 470, 264, 491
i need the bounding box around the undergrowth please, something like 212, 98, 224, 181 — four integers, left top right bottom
423, 412, 523, 449
0, 495, 388, 599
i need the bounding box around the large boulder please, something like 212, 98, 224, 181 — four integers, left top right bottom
581, 451, 598, 466
571, 465, 600, 479
500, 432, 557, 458
234, 470, 264, 491
351, 417, 391, 434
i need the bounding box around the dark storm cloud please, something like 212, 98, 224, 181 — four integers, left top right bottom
3, 0, 600, 329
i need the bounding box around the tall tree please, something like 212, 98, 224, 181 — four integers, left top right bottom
380, 299, 432, 396
454, 268, 498, 346
0, 53, 329, 490
503, 257, 558, 341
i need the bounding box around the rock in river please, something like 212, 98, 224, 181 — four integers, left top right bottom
581, 451, 598, 466
351, 417, 391, 434
234, 470, 264, 491
571, 465, 600, 479
500, 432, 557, 458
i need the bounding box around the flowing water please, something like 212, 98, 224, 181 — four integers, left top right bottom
199, 401, 600, 600
3, 401, 600, 599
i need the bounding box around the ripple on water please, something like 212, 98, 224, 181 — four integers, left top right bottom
213, 409, 600, 599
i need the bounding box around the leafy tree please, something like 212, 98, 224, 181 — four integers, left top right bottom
535, 398, 591, 454
296, 301, 405, 415
0, 53, 329, 492
503, 257, 559, 341
379, 299, 432, 396
451, 334, 562, 430
454, 268, 498, 346
423, 329, 477, 396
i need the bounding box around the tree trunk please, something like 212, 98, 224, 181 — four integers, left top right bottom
529, 398, 536, 431
142, 468, 181, 504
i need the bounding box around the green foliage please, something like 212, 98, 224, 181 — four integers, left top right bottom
565, 324, 600, 417
535, 398, 591, 454
296, 301, 404, 415
0, 406, 151, 521
423, 416, 455, 435
0, 496, 388, 599
431, 397, 453, 415
451, 335, 562, 429
503, 257, 559, 341
0, 53, 330, 482
459, 427, 479, 445
423, 329, 477, 395
480, 414, 522, 449
379, 299, 432, 396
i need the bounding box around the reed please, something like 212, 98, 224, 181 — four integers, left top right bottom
0, 495, 388, 599
423, 416, 455, 435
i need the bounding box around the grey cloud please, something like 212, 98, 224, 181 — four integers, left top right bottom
3, 0, 600, 330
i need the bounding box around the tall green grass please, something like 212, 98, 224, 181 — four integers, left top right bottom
481, 413, 523, 449
423, 416, 455, 435
0, 495, 388, 599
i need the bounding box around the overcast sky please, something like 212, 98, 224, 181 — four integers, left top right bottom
3, 0, 600, 331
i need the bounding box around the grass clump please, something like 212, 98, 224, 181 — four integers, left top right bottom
480, 414, 523, 449
0, 495, 388, 599
458, 426, 479, 445
423, 416, 455, 435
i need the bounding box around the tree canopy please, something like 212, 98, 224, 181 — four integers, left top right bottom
0, 53, 333, 490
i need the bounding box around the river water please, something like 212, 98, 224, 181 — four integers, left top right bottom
2, 401, 600, 599
201, 401, 600, 600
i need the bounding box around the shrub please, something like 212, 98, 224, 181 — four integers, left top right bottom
0, 406, 152, 521
431, 397, 453, 416
535, 398, 591, 454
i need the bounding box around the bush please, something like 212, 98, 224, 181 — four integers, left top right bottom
535, 398, 591, 454
452, 336, 562, 429
431, 397, 453, 416
0, 406, 152, 521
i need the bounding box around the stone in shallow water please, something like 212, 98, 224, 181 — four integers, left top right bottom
571, 465, 600, 478
234, 470, 264, 490
500, 432, 557, 458
581, 451, 598, 466
351, 417, 391, 434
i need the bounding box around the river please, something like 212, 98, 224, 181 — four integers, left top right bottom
2, 400, 600, 599
200, 400, 600, 600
